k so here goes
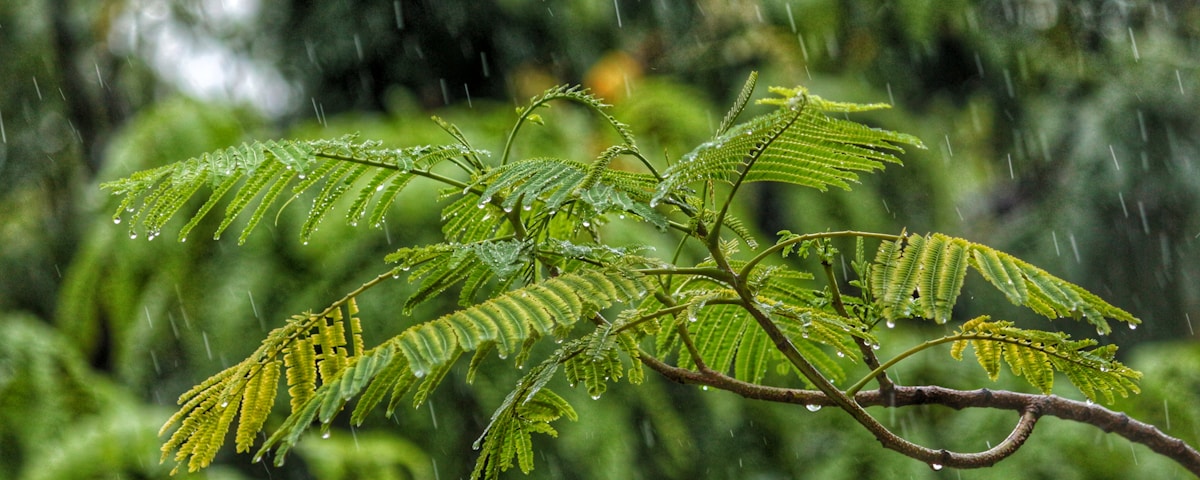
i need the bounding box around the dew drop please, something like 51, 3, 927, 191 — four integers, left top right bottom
113, 217, 122, 224
522, 204, 532, 211
886, 319, 896, 329
220, 401, 229, 408
129, 232, 138, 239
930, 463, 943, 471
1128, 323, 1138, 330
805, 404, 822, 412
321, 431, 331, 439
591, 394, 601, 400
835, 351, 845, 358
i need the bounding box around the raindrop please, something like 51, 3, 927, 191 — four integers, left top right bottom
439, 78, 449, 105
0, 107, 6, 144
929, 463, 944, 471
1051, 231, 1060, 256
1164, 399, 1171, 430
393, 0, 404, 29
1109, 145, 1121, 171
1176, 70, 1185, 95
1128, 27, 1140, 62
1007, 153, 1015, 179
785, 3, 796, 32
1118, 192, 1129, 218
1137, 201, 1150, 235
202, 331, 213, 360
32, 76, 43, 100
1136, 110, 1148, 142
612, 0, 622, 28
805, 404, 822, 412
1068, 233, 1081, 263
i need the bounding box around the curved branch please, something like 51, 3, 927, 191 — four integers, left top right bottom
639, 354, 1200, 475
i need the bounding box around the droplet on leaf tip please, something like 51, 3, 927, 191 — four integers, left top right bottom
805, 404, 822, 412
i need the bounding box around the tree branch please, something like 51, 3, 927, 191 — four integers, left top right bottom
639, 353, 1200, 475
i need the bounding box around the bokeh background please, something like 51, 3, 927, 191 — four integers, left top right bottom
1, 1, 1198, 478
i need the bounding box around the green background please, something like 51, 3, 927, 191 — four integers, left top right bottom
1, 1, 1197, 478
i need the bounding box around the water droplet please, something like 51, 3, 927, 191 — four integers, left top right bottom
522, 204, 532, 211
113, 217, 122, 224
930, 463, 943, 471
591, 394, 601, 400
1086, 399, 1094, 405
129, 233, 138, 239
582, 220, 591, 227
886, 319, 896, 328
321, 431, 331, 439
805, 404, 822, 412
835, 351, 845, 358
1128, 323, 1137, 330
220, 401, 229, 408
701, 386, 709, 391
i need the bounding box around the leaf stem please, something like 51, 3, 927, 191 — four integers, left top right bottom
740, 230, 902, 279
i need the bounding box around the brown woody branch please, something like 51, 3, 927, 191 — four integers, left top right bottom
639, 353, 1200, 476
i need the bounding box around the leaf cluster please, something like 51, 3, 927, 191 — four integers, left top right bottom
102, 74, 1154, 478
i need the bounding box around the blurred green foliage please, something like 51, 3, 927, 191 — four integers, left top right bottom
0, 0, 1197, 478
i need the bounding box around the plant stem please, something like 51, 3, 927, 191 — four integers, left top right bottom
846, 336, 959, 395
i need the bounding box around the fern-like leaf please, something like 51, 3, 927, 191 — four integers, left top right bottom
158, 299, 375, 472
653, 86, 924, 204
397, 269, 647, 378
714, 71, 759, 137
949, 316, 1141, 403
102, 135, 488, 244
871, 233, 1139, 333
